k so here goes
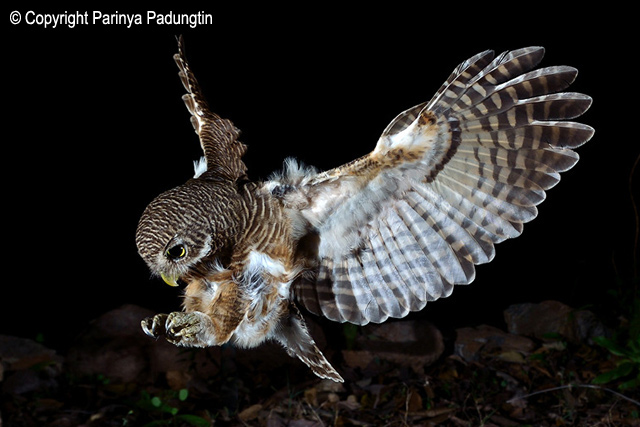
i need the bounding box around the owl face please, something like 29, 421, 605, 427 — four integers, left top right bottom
136, 183, 217, 287
136, 179, 244, 287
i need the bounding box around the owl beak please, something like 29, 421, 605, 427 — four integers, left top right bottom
161, 272, 180, 287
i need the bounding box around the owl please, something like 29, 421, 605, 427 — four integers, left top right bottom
137, 36, 594, 382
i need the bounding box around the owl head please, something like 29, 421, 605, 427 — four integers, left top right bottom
135, 180, 241, 287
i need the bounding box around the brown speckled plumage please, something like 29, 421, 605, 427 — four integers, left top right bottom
136, 37, 593, 382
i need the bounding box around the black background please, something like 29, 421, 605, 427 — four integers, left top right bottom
4, 6, 637, 352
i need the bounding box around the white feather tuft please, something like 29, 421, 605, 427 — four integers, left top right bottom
193, 156, 208, 178
266, 158, 318, 187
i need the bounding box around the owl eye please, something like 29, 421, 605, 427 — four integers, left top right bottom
166, 244, 186, 260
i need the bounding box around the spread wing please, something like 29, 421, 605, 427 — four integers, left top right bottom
272, 47, 594, 325
174, 36, 248, 182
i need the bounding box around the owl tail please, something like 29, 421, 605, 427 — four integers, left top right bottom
274, 303, 344, 382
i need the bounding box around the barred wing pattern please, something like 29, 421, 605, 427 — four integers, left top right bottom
174, 36, 248, 182
288, 47, 594, 325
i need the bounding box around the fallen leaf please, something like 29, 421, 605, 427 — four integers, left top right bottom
238, 403, 262, 421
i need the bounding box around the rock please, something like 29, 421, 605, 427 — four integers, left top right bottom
66, 304, 154, 383
454, 324, 535, 362
571, 309, 611, 343
65, 304, 219, 384
3, 369, 45, 395
503, 300, 609, 344
0, 335, 63, 395
0, 335, 62, 371
65, 304, 308, 386
342, 319, 444, 374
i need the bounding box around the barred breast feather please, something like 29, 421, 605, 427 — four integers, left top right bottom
279, 47, 594, 324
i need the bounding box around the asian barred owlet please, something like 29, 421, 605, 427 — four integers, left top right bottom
137, 36, 593, 382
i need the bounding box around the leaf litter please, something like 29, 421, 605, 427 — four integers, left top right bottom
1, 300, 638, 426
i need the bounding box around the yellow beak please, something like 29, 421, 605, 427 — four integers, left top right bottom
161, 272, 180, 287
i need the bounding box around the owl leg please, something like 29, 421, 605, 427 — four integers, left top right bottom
274, 303, 344, 382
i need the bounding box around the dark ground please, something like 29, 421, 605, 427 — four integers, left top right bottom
2, 299, 639, 426
3, 4, 639, 426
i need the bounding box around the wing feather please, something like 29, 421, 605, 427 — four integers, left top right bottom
358, 247, 399, 321
174, 36, 248, 182
344, 253, 380, 323
464, 121, 593, 152
379, 210, 429, 310
365, 249, 409, 318
282, 46, 593, 324
408, 188, 477, 283
330, 258, 365, 323
432, 179, 524, 242
393, 200, 453, 301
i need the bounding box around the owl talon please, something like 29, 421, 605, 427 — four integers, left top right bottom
141, 313, 169, 338
142, 312, 212, 347
164, 312, 207, 346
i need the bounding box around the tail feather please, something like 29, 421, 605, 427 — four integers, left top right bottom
275, 304, 344, 382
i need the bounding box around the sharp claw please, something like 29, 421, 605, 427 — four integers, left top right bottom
141, 314, 168, 338
141, 318, 152, 337
142, 312, 209, 347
